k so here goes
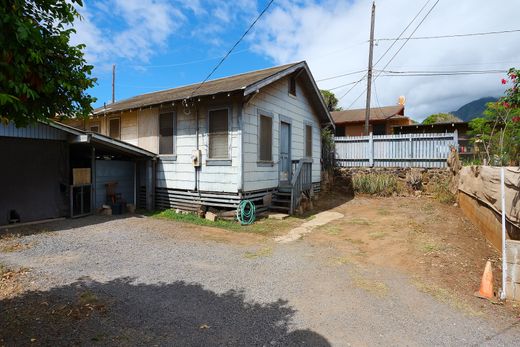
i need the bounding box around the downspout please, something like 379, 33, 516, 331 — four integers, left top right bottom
195, 103, 199, 192
238, 100, 244, 194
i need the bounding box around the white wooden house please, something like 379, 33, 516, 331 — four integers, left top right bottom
65, 61, 333, 213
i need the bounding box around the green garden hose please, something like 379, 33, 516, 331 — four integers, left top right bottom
237, 200, 256, 225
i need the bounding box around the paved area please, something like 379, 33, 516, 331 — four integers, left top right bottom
1, 215, 520, 346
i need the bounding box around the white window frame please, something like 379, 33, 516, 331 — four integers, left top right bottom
158, 110, 177, 157
206, 106, 232, 165
257, 109, 274, 164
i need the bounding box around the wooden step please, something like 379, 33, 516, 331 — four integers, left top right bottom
275, 191, 291, 197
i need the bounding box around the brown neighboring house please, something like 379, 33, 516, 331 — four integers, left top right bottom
332, 105, 412, 136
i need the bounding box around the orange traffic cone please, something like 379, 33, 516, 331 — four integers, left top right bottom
475, 260, 494, 299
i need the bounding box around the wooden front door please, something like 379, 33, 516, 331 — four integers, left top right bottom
279, 121, 291, 184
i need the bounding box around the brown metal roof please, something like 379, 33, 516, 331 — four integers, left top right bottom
331, 105, 405, 124
94, 63, 299, 115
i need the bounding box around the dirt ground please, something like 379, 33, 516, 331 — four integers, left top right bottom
1, 194, 520, 345
307, 192, 520, 319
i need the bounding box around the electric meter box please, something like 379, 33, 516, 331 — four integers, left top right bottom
191, 149, 201, 167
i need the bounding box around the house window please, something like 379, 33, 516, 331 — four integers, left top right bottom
289, 76, 296, 96
109, 117, 120, 139
159, 111, 175, 155
208, 108, 229, 159
305, 125, 312, 157
373, 124, 386, 135
259, 114, 273, 161
335, 126, 345, 137
90, 122, 100, 133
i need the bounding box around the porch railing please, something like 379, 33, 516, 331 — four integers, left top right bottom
290, 158, 313, 214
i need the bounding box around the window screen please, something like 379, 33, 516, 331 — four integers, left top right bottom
90, 123, 100, 133
109, 118, 120, 139
159, 112, 175, 155
289, 77, 296, 96
259, 115, 272, 161
208, 109, 229, 159
305, 125, 312, 157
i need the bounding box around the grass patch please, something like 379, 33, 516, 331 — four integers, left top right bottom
320, 225, 342, 235
421, 241, 443, 253
349, 218, 371, 226
368, 231, 387, 240
377, 209, 391, 216
352, 173, 403, 197
429, 177, 456, 204
351, 273, 389, 297
79, 290, 99, 306
332, 256, 353, 265
345, 238, 366, 245
1, 242, 32, 253
150, 209, 298, 235
244, 247, 272, 259
413, 279, 482, 316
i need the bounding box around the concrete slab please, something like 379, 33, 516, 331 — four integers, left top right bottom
268, 213, 289, 220
275, 211, 344, 243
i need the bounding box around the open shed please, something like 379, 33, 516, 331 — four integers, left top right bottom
0, 121, 155, 226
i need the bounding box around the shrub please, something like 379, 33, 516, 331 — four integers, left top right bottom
429, 176, 456, 204
352, 173, 401, 197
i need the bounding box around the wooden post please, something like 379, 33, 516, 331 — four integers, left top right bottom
409, 133, 413, 168
453, 129, 459, 151
368, 132, 374, 167
145, 159, 153, 211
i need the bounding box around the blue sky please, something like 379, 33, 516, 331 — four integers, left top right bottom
73, 0, 520, 120
73, 0, 276, 108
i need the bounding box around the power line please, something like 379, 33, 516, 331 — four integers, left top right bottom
328, 78, 366, 91
375, 29, 520, 42
188, 0, 275, 98
316, 69, 366, 82
345, 0, 441, 109
339, 0, 434, 101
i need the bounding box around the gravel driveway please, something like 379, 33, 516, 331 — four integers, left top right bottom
1, 215, 519, 346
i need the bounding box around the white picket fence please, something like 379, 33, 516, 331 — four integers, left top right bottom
335, 131, 458, 168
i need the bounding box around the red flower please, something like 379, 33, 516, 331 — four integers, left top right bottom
511, 74, 517, 80
501, 78, 507, 84
503, 102, 511, 108
512, 116, 520, 123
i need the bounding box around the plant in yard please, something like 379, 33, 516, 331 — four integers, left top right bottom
0, 0, 96, 127
321, 127, 336, 171
351, 173, 401, 196
406, 169, 423, 191
422, 113, 462, 125
320, 89, 342, 111
469, 68, 520, 165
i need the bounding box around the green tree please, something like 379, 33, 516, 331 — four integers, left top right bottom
320, 89, 342, 112
0, 0, 96, 127
422, 113, 462, 125
469, 102, 520, 165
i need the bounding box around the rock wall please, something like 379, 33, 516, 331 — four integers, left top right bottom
335, 167, 451, 194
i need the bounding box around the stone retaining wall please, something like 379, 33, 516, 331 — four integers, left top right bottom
336, 167, 451, 194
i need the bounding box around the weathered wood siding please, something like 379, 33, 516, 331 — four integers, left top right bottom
156, 96, 241, 193
242, 76, 322, 191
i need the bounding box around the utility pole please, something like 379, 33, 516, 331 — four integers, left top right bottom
112, 64, 116, 103
364, 1, 376, 135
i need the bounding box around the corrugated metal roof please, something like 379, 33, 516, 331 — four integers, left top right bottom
94, 63, 299, 115
332, 105, 405, 124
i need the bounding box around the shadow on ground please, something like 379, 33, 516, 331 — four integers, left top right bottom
0, 214, 146, 238
0, 277, 330, 346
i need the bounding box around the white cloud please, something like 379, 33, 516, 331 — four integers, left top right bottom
251, 0, 520, 120
71, 0, 185, 68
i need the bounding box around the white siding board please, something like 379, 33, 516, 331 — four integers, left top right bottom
243, 76, 322, 192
